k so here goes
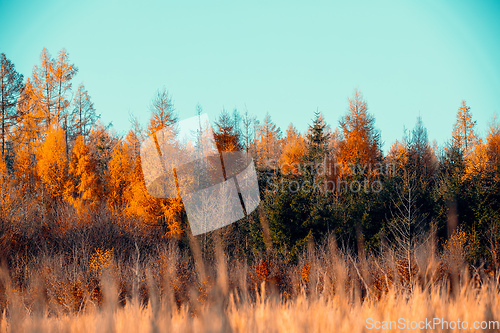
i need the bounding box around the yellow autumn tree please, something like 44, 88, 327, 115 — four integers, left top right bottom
142, 92, 184, 236
255, 113, 282, 169
106, 141, 132, 211
52, 49, 78, 126
31, 48, 77, 130
121, 90, 183, 237
0, 155, 14, 218
337, 89, 381, 178
124, 155, 183, 237
13, 78, 43, 142
11, 140, 37, 202
31, 48, 55, 129
464, 139, 488, 177
10, 78, 42, 197
36, 125, 68, 199
452, 100, 479, 158
279, 124, 306, 175
67, 135, 101, 211
386, 140, 408, 174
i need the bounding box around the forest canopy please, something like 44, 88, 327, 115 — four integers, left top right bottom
1, 48, 499, 265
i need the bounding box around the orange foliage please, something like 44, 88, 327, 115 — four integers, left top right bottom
452, 100, 479, 157
255, 113, 281, 168
67, 136, 101, 210
465, 139, 488, 176
124, 156, 184, 237
52, 49, 78, 124
36, 125, 68, 199
12, 139, 38, 196
31, 48, 77, 128
387, 140, 408, 173
300, 262, 311, 284
14, 78, 43, 142
279, 124, 306, 175
117, 97, 185, 237
106, 141, 132, 210
0, 156, 13, 215
213, 110, 241, 152
336, 90, 381, 177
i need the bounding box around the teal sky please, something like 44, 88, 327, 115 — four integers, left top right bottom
1, 0, 499, 152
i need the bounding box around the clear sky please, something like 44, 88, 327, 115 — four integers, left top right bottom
1, 0, 499, 152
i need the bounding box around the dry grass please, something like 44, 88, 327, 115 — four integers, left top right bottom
1, 232, 499, 332
2, 276, 499, 332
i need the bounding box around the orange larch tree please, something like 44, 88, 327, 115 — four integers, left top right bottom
121, 94, 184, 237
336, 89, 381, 178
53, 49, 78, 130
386, 140, 408, 174
67, 135, 101, 210
31, 48, 77, 131
32, 48, 56, 129
10, 80, 41, 203
0, 155, 14, 218
141, 90, 183, 236
255, 113, 282, 169
124, 155, 184, 237
36, 125, 68, 200
465, 139, 488, 177
452, 100, 479, 157
106, 141, 132, 211
279, 124, 306, 175
13, 78, 43, 143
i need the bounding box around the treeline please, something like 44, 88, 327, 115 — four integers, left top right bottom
1, 49, 500, 267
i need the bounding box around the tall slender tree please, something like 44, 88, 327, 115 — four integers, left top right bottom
106, 141, 132, 210
67, 136, 101, 208
36, 125, 68, 199
407, 116, 436, 179
255, 113, 281, 168
53, 49, 78, 127
241, 106, 258, 153
337, 89, 381, 177
486, 116, 500, 166
452, 100, 478, 157
70, 84, 99, 142
148, 88, 177, 135
32, 48, 55, 129
306, 110, 330, 163
214, 108, 241, 151
279, 124, 306, 175
32, 48, 77, 131
0, 53, 24, 156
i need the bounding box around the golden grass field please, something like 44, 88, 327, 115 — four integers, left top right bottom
1, 233, 499, 333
